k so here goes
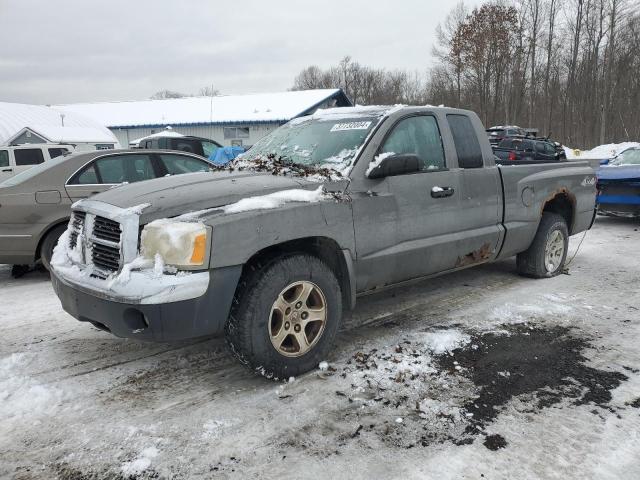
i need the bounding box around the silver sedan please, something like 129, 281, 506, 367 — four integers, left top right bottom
0, 149, 213, 272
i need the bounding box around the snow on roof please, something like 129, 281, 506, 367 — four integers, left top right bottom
289, 105, 402, 125
53, 89, 347, 128
130, 129, 185, 146
0, 102, 119, 146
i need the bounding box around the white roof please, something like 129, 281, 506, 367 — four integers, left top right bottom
53, 89, 345, 128
0, 102, 119, 146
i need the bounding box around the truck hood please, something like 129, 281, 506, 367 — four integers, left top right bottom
89, 170, 319, 221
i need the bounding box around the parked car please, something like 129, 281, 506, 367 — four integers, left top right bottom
0, 149, 213, 272
134, 132, 222, 159
486, 125, 528, 145
595, 145, 640, 165
50, 106, 596, 379
493, 138, 567, 163
0, 144, 74, 181
596, 147, 640, 217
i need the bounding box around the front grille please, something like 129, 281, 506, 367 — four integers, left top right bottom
93, 216, 122, 243
65, 207, 133, 278
69, 211, 86, 248
91, 242, 121, 272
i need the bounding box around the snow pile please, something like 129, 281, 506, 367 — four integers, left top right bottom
201, 419, 235, 440
0, 353, 68, 426
564, 142, 640, 160
366, 152, 394, 177
120, 446, 159, 476
489, 302, 574, 326
420, 329, 472, 354
222, 186, 328, 214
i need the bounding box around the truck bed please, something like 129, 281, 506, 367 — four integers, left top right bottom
496, 160, 596, 259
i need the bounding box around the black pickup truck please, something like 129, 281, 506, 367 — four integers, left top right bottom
494, 138, 566, 163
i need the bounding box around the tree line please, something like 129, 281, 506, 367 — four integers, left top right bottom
291, 0, 640, 148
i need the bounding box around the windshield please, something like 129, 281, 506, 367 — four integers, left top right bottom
610, 149, 640, 166
238, 116, 380, 176
0, 154, 70, 186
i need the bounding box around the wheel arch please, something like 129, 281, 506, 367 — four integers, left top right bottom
240, 236, 356, 311
35, 218, 69, 261
542, 190, 576, 234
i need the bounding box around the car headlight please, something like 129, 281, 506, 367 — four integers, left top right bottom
140, 221, 209, 268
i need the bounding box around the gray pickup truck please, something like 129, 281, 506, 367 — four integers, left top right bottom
50, 106, 597, 379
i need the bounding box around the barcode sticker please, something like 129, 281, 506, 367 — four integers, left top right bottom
330, 121, 372, 132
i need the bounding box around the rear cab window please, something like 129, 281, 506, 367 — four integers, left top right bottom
0, 150, 9, 167
14, 148, 45, 166
447, 115, 484, 168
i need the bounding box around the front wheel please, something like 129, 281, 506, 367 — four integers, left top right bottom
516, 212, 569, 278
225, 254, 342, 379
40, 224, 67, 271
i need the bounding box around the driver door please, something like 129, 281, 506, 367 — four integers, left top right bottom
353, 114, 463, 291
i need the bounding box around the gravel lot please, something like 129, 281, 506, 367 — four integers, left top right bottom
1, 216, 639, 480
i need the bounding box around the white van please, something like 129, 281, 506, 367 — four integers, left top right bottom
0, 144, 74, 181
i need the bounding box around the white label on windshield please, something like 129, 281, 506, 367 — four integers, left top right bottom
330, 121, 372, 132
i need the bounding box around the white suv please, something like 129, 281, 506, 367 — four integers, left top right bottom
0, 144, 74, 181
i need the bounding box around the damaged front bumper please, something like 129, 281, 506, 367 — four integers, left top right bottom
51, 265, 242, 341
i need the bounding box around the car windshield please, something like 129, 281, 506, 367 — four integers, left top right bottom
0, 154, 70, 186
610, 149, 640, 166
238, 116, 380, 176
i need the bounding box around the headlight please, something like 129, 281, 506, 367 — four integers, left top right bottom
141, 221, 209, 268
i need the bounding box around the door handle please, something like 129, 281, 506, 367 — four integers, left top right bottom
1, 168, 12, 172
431, 186, 455, 198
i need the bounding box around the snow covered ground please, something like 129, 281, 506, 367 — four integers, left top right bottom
1, 217, 639, 479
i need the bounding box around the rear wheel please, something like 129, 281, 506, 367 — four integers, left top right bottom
40, 224, 67, 271
225, 254, 342, 379
516, 212, 568, 278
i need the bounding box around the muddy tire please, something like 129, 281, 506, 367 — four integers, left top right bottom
516, 212, 568, 278
40, 224, 67, 271
225, 254, 342, 380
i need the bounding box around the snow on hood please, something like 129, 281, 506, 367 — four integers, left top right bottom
83, 170, 312, 222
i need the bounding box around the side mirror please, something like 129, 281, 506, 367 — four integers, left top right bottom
367, 153, 421, 179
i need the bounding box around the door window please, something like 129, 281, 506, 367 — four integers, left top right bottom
0, 150, 8, 167
201, 141, 219, 159
96, 154, 155, 183
70, 154, 156, 185
48, 148, 68, 159
380, 116, 445, 171
74, 164, 99, 184
14, 149, 45, 166
447, 114, 483, 168
544, 143, 557, 155
170, 138, 204, 156
160, 154, 210, 175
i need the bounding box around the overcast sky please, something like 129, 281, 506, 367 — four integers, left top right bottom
0, 0, 484, 105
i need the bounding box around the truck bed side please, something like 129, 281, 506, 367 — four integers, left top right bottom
496, 161, 596, 259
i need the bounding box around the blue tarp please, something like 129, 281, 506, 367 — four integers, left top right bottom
209, 146, 245, 165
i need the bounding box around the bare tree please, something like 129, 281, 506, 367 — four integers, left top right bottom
150, 89, 189, 100
199, 85, 220, 97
